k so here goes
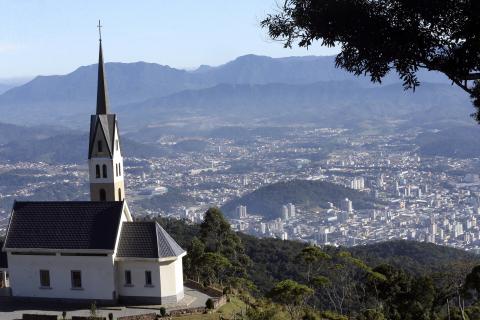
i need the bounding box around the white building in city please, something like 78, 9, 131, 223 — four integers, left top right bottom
286, 203, 296, 218
350, 177, 365, 190
341, 198, 353, 213
281, 205, 289, 221
235, 205, 247, 219
1, 37, 186, 304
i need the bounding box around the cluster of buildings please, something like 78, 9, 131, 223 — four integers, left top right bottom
0, 76, 480, 255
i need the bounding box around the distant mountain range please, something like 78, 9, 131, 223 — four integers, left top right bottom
120, 81, 471, 128
0, 54, 469, 131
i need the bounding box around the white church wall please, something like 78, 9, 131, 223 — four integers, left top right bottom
159, 257, 184, 300
116, 260, 162, 298
116, 257, 184, 302
7, 253, 116, 301
89, 158, 115, 183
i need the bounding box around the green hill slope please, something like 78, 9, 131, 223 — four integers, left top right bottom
157, 217, 480, 295
221, 179, 377, 220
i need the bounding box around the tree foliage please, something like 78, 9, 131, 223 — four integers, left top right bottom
157, 214, 480, 319
269, 279, 314, 319
261, 0, 480, 121
180, 207, 251, 287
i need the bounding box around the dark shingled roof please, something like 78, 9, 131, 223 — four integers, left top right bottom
0, 241, 7, 269
117, 222, 185, 259
5, 201, 124, 251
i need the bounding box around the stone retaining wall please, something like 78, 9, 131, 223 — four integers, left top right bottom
22, 315, 58, 320
184, 279, 223, 297
117, 313, 157, 320
169, 306, 207, 316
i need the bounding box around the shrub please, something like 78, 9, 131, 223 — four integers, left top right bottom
303, 310, 320, 320
320, 311, 348, 320
206, 298, 215, 310
159, 307, 166, 317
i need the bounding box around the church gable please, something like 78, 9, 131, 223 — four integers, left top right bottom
88, 114, 117, 159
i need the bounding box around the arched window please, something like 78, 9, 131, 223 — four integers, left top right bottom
116, 140, 119, 151
118, 188, 122, 201
119, 163, 121, 176
95, 165, 100, 178
116, 164, 119, 177
99, 189, 106, 201
102, 164, 107, 178
97, 140, 103, 152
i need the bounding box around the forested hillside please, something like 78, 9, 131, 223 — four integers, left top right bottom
155, 209, 480, 319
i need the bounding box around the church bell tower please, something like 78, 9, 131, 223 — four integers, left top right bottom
88, 24, 125, 202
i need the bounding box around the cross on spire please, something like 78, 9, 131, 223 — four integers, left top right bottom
96, 19, 110, 115
97, 20, 102, 42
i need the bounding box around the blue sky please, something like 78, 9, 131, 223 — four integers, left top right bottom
0, 0, 339, 79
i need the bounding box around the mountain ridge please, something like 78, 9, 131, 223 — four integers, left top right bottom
0, 54, 465, 129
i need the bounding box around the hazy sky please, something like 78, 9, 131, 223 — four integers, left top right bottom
0, 0, 339, 79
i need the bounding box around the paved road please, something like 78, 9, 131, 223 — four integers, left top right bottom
0, 286, 212, 320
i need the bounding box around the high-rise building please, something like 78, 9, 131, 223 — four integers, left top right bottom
281, 205, 289, 221
454, 222, 464, 237
287, 203, 296, 218
350, 177, 365, 190
341, 198, 353, 213
428, 221, 437, 236
317, 226, 328, 245
235, 205, 247, 219
260, 222, 266, 234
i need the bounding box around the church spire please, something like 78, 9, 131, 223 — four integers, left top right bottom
96, 20, 110, 115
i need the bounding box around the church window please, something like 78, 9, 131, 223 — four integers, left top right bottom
71, 270, 82, 289
119, 163, 122, 175
97, 140, 103, 152
102, 164, 107, 178
145, 271, 152, 286
99, 189, 106, 201
39, 270, 50, 288
95, 165, 100, 178
116, 139, 119, 151
124, 270, 132, 285
116, 163, 119, 177
118, 188, 122, 201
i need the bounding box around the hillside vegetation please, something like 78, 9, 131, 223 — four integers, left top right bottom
155, 210, 480, 319
416, 126, 480, 158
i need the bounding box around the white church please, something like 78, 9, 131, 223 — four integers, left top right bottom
0, 34, 186, 305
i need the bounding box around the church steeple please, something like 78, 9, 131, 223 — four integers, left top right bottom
88, 21, 125, 203
96, 21, 110, 115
